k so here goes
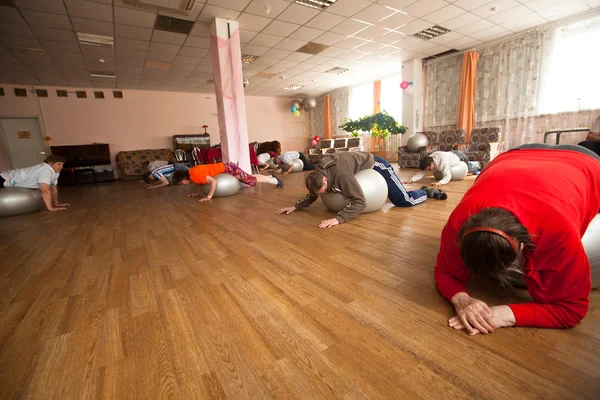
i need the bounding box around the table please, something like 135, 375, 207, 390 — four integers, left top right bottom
543, 128, 590, 145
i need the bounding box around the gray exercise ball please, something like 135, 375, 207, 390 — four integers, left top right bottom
291, 158, 304, 172
433, 162, 469, 181
406, 133, 429, 153
321, 169, 388, 214
200, 174, 240, 198
513, 214, 600, 289
291, 100, 301, 110
0, 188, 44, 218
304, 97, 317, 110
266, 158, 277, 169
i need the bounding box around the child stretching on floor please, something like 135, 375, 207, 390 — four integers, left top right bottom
172, 161, 283, 201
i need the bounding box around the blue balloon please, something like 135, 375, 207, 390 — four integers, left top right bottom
291, 106, 297, 112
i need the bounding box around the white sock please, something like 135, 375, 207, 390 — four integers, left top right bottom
268, 177, 278, 185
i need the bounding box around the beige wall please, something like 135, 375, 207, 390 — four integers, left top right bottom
0, 85, 307, 174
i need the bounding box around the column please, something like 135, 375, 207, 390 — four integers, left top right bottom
209, 18, 251, 172
401, 59, 424, 146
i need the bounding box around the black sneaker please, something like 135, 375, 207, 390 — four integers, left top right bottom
421, 186, 448, 200
271, 174, 284, 188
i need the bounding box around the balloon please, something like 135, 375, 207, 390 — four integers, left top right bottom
400, 81, 409, 90
304, 97, 317, 109
405, 85, 414, 96
294, 110, 300, 117
291, 106, 296, 112
315, 136, 321, 142
311, 139, 317, 146
291, 100, 301, 110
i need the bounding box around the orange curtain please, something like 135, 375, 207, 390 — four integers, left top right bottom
457, 51, 480, 142
323, 94, 332, 139
372, 80, 382, 150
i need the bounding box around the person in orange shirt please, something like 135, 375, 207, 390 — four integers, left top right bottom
172, 161, 283, 201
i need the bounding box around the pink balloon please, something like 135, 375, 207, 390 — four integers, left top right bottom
311, 139, 317, 146
400, 81, 409, 90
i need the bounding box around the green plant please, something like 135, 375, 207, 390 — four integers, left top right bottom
339, 111, 408, 140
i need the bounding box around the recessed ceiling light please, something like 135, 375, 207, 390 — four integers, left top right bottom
90, 71, 115, 79
242, 54, 259, 64
414, 25, 450, 40
295, 0, 336, 10
325, 67, 349, 74
77, 32, 114, 47
284, 84, 303, 91
98, 58, 105, 63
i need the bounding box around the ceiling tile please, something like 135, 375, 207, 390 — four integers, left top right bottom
289, 26, 324, 42
240, 30, 258, 43
471, 0, 520, 18
184, 36, 211, 49
174, 55, 202, 65
305, 12, 345, 31
403, 0, 448, 17
444, 35, 482, 49
441, 12, 481, 30
189, 22, 210, 37
406, 40, 437, 52
148, 42, 181, 55
523, 0, 561, 11
500, 13, 546, 31
326, 0, 371, 17
116, 49, 147, 60
147, 52, 177, 63
242, 44, 270, 56
82, 45, 115, 57
376, 0, 419, 10
64, 0, 113, 22
0, 23, 35, 38
2, 36, 43, 49
250, 33, 284, 47
115, 24, 153, 41
43, 40, 81, 53
453, 0, 494, 11
275, 38, 309, 51
277, 4, 320, 25
178, 46, 209, 58
330, 19, 370, 36
354, 41, 383, 53
117, 57, 146, 67
51, 52, 84, 62
394, 35, 424, 47
262, 48, 292, 59
208, 0, 251, 11
537, 1, 590, 21
116, 37, 150, 51
197, 5, 241, 22
115, 7, 157, 28
486, 5, 531, 24
314, 31, 346, 46
455, 18, 494, 35
168, 63, 196, 74
469, 25, 510, 40
374, 31, 407, 45
21, 10, 73, 30
395, 19, 432, 35
72, 18, 114, 36
245, 0, 291, 18
334, 50, 366, 61
284, 52, 314, 62
236, 13, 273, 31
335, 37, 369, 50
352, 4, 397, 24
152, 30, 187, 45
422, 4, 465, 24
353, 26, 389, 40
317, 46, 348, 58
0, 6, 26, 24
377, 12, 416, 30
14, 0, 67, 14
250, 56, 278, 67
262, 20, 300, 37
428, 30, 464, 44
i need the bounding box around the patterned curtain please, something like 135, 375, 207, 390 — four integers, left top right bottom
308, 95, 325, 139
331, 88, 350, 137
423, 55, 462, 128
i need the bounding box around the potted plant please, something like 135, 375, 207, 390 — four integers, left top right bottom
339, 110, 407, 139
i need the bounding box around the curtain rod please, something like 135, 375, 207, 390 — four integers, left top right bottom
423, 8, 600, 66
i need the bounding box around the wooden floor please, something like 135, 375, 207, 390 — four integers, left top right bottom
0, 167, 598, 400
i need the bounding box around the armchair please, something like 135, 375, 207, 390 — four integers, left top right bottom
438, 129, 466, 151
398, 131, 439, 168
454, 127, 504, 168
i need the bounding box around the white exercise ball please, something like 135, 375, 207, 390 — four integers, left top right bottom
291, 159, 304, 172
433, 162, 469, 181
200, 174, 240, 198
583, 214, 600, 289
321, 169, 388, 214
406, 133, 429, 153
0, 188, 44, 218
266, 158, 278, 169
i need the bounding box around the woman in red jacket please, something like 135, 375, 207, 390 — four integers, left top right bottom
435, 144, 600, 335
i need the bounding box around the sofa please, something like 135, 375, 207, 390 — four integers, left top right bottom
308, 137, 364, 163
398, 131, 441, 168
116, 148, 176, 180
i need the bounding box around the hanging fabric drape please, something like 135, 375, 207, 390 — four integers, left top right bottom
323, 95, 332, 139
457, 51, 480, 142
372, 80, 382, 150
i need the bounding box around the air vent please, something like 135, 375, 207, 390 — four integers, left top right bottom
90, 71, 116, 79
94, 91, 105, 99
77, 32, 114, 47
155, 15, 194, 35
204, 78, 215, 84
113, 91, 124, 99
76, 91, 87, 98
414, 25, 450, 40
242, 54, 259, 64
284, 85, 303, 91
126, 0, 197, 13
56, 90, 68, 97
15, 88, 27, 97
297, 42, 329, 55
35, 89, 48, 97
295, 0, 336, 10
325, 67, 349, 74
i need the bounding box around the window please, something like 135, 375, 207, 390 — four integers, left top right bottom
113, 90, 123, 99
349, 82, 373, 120
538, 16, 600, 114
36, 89, 48, 97
0, 87, 4, 96
76, 91, 87, 98
94, 91, 105, 99
15, 88, 27, 97
380, 74, 402, 123
56, 90, 68, 97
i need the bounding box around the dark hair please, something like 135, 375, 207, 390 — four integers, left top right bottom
419, 156, 434, 170
44, 155, 65, 164
142, 172, 154, 184
306, 170, 325, 193
458, 207, 534, 286
172, 170, 190, 185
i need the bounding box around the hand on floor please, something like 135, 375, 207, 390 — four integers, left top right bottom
431, 182, 442, 188
55, 203, 71, 207
450, 293, 495, 335
199, 197, 211, 202
449, 305, 516, 335
188, 193, 200, 198
276, 207, 295, 215
319, 218, 340, 229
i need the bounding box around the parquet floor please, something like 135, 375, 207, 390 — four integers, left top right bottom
0, 167, 598, 400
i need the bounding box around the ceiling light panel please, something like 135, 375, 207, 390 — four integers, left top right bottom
414, 25, 451, 40
284, 84, 304, 90
77, 32, 114, 47
295, 0, 337, 11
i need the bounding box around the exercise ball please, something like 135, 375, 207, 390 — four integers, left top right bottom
321, 169, 388, 214
291, 159, 304, 172
513, 214, 600, 289
291, 100, 301, 110
200, 174, 240, 198
433, 162, 469, 181
0, 188, 44, 217
406, 133, 428, 153
304, 97, 317, 110
266, 158, 277, 169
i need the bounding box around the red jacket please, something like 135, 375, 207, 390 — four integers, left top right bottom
434, 149, 600, 328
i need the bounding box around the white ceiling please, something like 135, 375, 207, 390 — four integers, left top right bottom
0, 0, 598, 98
